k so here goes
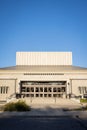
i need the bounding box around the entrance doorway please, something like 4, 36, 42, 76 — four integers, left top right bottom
20, 81, 66, 98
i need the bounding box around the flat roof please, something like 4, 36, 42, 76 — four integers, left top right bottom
0, 65, 87, 73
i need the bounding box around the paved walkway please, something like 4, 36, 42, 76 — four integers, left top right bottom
0, 99, 87, 119
24, 98, 83, 111
0, 108, 87, 119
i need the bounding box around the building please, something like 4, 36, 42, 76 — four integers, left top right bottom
0, 52, 87, 103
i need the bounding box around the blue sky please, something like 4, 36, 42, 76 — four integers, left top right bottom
0, 0, 87, 67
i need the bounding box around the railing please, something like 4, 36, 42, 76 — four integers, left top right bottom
7, 93, 16, 99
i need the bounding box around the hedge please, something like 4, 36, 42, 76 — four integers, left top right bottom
4, 100, 31, 111
80, 99, 87, 103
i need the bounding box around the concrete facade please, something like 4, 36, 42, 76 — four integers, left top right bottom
16, 52, 72, 65
0, 52, 87, 103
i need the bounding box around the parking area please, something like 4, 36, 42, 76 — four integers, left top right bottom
0, 98, 87, 130
0, 116, 87, 130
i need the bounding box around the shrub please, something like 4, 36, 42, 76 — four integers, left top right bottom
84, 106, 87, 110
80, 99, 87, 103
4, 101, 31, 111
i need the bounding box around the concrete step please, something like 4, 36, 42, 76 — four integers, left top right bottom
0, 100, 7, 104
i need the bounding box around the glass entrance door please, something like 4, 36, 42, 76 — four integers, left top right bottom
20, 81, 66, 98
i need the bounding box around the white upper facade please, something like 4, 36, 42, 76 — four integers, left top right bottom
16, 52, 72, 66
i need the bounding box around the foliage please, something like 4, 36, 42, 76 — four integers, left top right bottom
4, 101, 31, 111
80, 99, 87, 103
83, 106, 87, 110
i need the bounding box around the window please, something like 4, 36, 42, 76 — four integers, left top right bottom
21, 87, 26, 92
44, 87, 47, 92
0, 86, 9, 94
62, 87, 66, 92
53, 88, 56, 92
31, 87, 34, 92
48, 94, 51, 97
27, 88, 30, 92
53, 94, 57, 97
36, 87, 39, 92
40, 87, 43, 92
40, 94, 43, 97
78, 86, 87, 94
36, 94, 39, 97
31, 94, 34, 97
48, 88, 52, 92
44, 94, 47, 97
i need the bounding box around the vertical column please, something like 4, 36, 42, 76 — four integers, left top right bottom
66, 81, 70, 98
18, 80, 21, 94
0, 87, 1, 94
34, 86, 36, 97
38, 87, 40, 97
43, 86, 44, 97
52, 87, 53, 97
25, 87, 27, 97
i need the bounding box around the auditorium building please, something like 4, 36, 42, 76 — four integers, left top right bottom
0, 52, 87, 103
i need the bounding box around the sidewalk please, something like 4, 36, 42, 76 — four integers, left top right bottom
0, 106, 87, 119
0, 99, 87, 118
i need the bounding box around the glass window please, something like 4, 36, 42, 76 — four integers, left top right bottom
2, 87, 5, 93
48, 94, 51, 97
78, 86, 87, 94
6, 87, 9, 94
35, 87, 39, 92
44, 87, 47, 92
31, 87, 34, 92
1, 87, 2, 93
48, 88, 52, 92
21, 87, 26, 92
40, 87, 43, 92
53, 88, 56, 92
62, 87, 65, 92
58, 88, 60, 92
53, 94, 57, 97
0, 86, 9, 94
31, 94, 34, 97
36, 94, 39, 97
44, 94, 47, 97
40, 94, 43, 97
26, 94, 29, 97
27, 88, 30, 92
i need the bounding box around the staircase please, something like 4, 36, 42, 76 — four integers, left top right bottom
0, 93, 17, 107
6, 93, 16, 103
